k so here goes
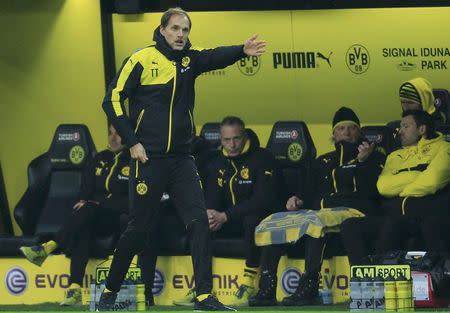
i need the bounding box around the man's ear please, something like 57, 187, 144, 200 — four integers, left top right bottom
418, 124, 427, 136
159, 25, 165, 36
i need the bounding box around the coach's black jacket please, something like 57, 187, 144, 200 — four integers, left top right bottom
301, 139, 386, 216
206, 130, 282, 223
80, 149, 130, 213
102, 27, 246, 156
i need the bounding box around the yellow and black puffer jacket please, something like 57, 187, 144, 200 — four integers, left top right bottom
377, 133, 450, 198
103, 27, 245, 156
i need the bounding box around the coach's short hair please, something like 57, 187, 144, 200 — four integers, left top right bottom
160, 7, 192, 29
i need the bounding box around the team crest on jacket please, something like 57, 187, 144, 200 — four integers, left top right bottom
136, 182, 148, 195
182, 56, 191, 67
121, 166, 130, 177
217, 178, 223, 187
240, 167, 250, 180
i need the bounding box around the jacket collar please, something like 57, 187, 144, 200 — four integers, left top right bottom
417, 132, 444, 149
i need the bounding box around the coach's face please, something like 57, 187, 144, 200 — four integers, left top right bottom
160, 14, 190, 50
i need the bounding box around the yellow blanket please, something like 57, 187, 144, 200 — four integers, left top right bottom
255, 207, 365, 246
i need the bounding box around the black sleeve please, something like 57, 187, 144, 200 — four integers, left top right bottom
192, 45, 246, 76
205, 162, 226, 211
225, 155, 277, 222
298, 158, 322, 210
78, 156, 96, 200
102, 57, 143, 148
354, 150, 386, 197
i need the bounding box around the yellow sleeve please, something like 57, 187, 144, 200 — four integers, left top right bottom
400, 143, 450, 197
376, 153, 415, 197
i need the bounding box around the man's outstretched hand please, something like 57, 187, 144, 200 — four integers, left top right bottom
243, 34, 266, 56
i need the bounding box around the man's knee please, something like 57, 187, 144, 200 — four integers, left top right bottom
341, 217, 363, 237
186, 213, 209, 234
243, 214, 263, 230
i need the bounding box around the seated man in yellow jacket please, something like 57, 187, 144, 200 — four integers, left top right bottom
341, 109, 450, 264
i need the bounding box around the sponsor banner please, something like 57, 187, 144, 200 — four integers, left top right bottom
113, 8, 450, 126
278, 256, 350, 303
351, 264, 411, 280
0, 255, 351, 305
57, 132, 80, 142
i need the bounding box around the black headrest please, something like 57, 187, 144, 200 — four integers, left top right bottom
48, 124, 97, 170
245, 128, 260, 148
266, 121, 316, 167
200, 122, 221, 150
437, 125, 450, 142
433, 88, 450, 123
361, 126, 396, 155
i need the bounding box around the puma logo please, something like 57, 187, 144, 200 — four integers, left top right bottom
152, 61, 158, 65
316, 52, 333, 67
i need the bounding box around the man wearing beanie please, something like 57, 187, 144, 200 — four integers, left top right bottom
249, 107, 386, 307
399, 77, 446, 125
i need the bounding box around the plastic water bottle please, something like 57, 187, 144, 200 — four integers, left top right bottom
321, 287, 332, 305
361, 275, 374, 310
136, 282, 146, 311
373, 275, 385, 311
407, 276, 414, 311
396, 274, 414, 312
384, 275, 397, 312
89, 281, 97, 311
349, 276, 362, 312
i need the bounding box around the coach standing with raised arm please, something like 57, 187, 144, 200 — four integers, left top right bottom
98, 7, 266, 311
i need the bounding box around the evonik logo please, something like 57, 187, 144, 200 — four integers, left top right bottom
281, 268, 301, 295
5, 267, 28, 295
152, 269, 165, 296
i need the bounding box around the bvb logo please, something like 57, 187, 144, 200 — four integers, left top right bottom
346, 44, 370, 74
237, 56, 261, 76
69, 145, 85, 165
287, 142, 303, 162
240, 167, 250, 180
121, 166, 130, 177
181, 56, 191, 67
136, 182, 148, 195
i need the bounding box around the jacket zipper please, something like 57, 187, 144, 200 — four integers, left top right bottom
188, 109, 194, 135
105, 151, 122, 192
401, 197, 408, 215
332, 169, 338, 193
166, 63, 177, 153
134, 109, 145, 133
229, 161, 238, 205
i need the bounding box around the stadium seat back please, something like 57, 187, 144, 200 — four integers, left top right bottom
267, 121, 316, 201
386, 120, 402, 151
433, 88, 450, 125
266, 121, 316, 167
361, 125, 396, 155
437, 125, 450, 142
199, 122, 221, 151
15, 124, 96, 236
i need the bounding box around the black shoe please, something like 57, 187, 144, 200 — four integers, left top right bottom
194, 294, 236, 311
281, 274, 320, 306
96, 290, 117, 311
248, 270, 278, 307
